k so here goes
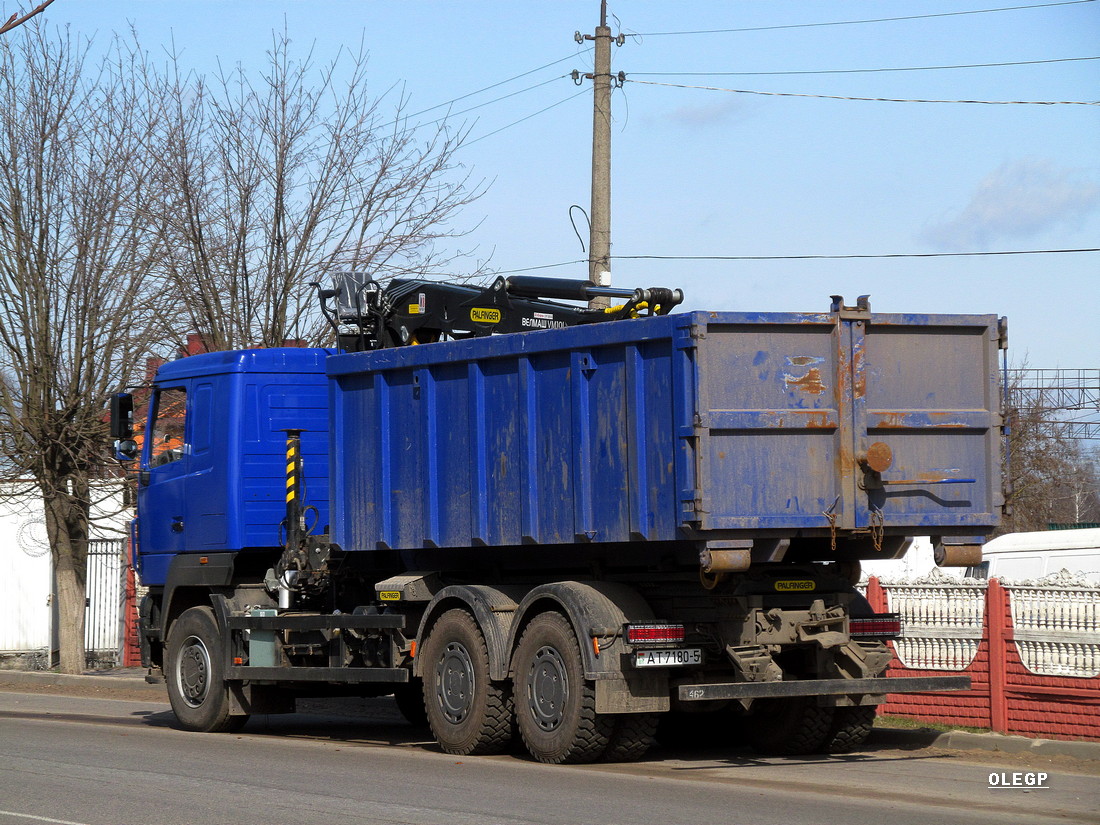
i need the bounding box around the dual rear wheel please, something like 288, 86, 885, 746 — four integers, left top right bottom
512, 612, 615, 764
747, 697, 875, 755
421, 609, 655, 764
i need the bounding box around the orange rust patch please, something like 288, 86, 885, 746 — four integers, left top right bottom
874, 413, 906, 428
793, 411, 836, 428
833, 341, 850, 408
873, 413, 969, 428
786, 367, 826, 395
863, 441, 893, 473
918, 470, 959, 481
852, 345, 866, 399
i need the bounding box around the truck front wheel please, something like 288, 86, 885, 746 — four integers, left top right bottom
513, 612, 613, 764
165, 606, 246, 732
421, 609, 513, 755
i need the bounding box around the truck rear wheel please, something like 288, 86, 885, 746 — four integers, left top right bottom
822, 705, 876, 753
165, 606, 246, 732
747, 696, 833, 756
421, 609, 513, 755
601, 713, 658, 762
513, 612, 613, 764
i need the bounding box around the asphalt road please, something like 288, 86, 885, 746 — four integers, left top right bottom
0, 691, 1096, 825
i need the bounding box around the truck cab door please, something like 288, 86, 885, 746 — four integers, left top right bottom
137, 385, 191, 557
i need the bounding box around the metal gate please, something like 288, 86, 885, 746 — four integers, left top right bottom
85, 539, 126, 668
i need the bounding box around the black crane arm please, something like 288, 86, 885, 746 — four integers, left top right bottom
314, 274, 683, 352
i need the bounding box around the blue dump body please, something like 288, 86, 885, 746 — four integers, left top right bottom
135, 348, 334, 585
327, 309, 1003, 556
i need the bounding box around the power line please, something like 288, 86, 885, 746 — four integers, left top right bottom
285, 75, 580, 192
464, 89, 589, 147
490, 248, 1097, 278
631, 1, 1096, 37
403, 51, 588, 122
631, 56, 1100, 78
414, 75, 569, 132
611, 248, 1100, 261
626, 78, 1099, 105
489, 260, 587, 275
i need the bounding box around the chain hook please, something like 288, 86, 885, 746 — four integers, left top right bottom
869, 506, 885, 553
822, 496, 840, 553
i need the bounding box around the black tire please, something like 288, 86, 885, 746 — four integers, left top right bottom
747, 696, 834, 756
164, 606, 247, 732
393, 678, 429, 728
601, 713, 658, 762
421, 609, 513, 755
513, 612, 614, 764
823, 705, 876, 754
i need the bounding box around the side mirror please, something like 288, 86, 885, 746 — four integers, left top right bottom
110, 393, 134, 439
115, 438, 139, 463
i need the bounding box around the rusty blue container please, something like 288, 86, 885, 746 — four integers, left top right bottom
326, 301, 1004, 558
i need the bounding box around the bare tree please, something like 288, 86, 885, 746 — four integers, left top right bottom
1002, 369, 1100, 533
0, 25, 169, 673
152, 31, 484, 350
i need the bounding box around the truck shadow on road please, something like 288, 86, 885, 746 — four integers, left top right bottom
142, 695, 945, 767
653, 743, 943, 770
143, 696, 437, 749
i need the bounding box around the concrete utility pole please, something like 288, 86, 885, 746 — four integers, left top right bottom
576, 0, 621, 309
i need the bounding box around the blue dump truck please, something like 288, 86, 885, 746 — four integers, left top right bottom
111, 278, 1006, 763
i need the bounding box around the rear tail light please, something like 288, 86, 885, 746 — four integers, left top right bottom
625, 623, 685, 646
850, 614, 902, 639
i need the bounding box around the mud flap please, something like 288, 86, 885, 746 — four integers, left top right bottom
595, 672, 670, 714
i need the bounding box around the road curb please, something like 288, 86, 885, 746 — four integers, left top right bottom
0, 668, 165, 696
872, 724, 1100, 760
934, 729, 1100, 760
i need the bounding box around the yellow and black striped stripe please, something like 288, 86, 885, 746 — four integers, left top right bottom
286, 438, 299, 505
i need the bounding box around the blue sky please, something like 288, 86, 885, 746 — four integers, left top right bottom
13, 0, 1100, 368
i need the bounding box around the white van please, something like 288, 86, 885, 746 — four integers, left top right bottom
967, 528, 1100, 584
860, 536, 969, 581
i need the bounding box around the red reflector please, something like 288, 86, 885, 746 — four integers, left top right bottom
626, 624, 685, 645
850, 615, 902, 637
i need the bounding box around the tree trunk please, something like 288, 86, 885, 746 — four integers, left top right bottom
54, 548, 87, 674
43, 487, 88, 674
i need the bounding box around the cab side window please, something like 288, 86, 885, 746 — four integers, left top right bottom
150, 387, 187, 467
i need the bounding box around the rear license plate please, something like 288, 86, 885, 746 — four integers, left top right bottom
634, 648, 702, 668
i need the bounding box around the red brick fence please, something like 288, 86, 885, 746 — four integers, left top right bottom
865, 574, 1100, 741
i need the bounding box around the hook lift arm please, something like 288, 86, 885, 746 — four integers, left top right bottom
313, 274, 683, 352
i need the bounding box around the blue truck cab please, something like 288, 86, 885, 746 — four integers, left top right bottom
134, 348, 334, 586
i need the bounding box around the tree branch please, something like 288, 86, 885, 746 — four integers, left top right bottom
0, 0, 57, 35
